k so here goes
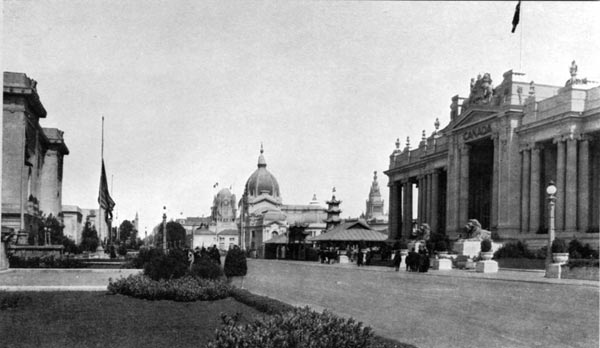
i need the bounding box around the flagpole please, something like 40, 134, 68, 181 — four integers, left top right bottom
519, 4, 523, 71
100, 117, 104, 246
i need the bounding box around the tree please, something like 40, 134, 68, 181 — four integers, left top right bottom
118, 220, 135, 245
80, 221, 100, 252
155, 221, 187, 249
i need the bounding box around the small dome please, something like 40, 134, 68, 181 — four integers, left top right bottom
245, 146, 280, 198
216, 188, 233, 201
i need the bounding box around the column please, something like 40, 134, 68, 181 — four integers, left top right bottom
578, 137, 590, 232
428, 173, 432, 224
459, 144, 470, 226
388, 182, 400, 240
555, 138, 566, 231
491, 134, 499, 230
431, 170, 440, 234
406, 180, 414, 238
417, 176, 424, 226
520, 148, 531, 233
529, 145, 542, 233
402, 181, 412, 239
565, 138, 578, 231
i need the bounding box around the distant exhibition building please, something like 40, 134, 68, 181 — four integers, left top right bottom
385, 62, 599, 248
239, 146, 327, 257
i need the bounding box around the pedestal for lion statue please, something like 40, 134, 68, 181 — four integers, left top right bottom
452, 219, 502, 273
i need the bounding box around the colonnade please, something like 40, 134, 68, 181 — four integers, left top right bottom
388, 169, 443, 240
520, 136, 591, 233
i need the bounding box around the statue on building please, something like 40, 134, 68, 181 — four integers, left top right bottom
462, 219, 491, 241
463, 73, 495, 108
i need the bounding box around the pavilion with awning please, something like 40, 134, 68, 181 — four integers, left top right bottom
307, 220, 388, 244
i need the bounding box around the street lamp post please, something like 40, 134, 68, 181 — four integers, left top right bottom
162, 206, 167, 253
545, 181, 557, 274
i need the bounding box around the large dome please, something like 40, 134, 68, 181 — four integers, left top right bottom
245, 146, 280, 198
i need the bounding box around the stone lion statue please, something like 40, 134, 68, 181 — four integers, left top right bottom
463, 219, 491, 241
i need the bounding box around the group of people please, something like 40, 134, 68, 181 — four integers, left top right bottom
390, 244, 431, 273
192, 245, 222, 265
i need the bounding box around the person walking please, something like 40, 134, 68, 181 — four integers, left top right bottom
393, 250, 402, 271
357, 248, 364, 267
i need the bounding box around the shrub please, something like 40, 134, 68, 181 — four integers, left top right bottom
8, 255, 86, 268
223, 247, 247, 278
206, 307, 398, 348
117, 244, 128, 257
551, 239, 568, 253
480, 239, 492, 252
229, 288, 295, 315
568, 239, 599, 259
534, 246, 548, 260
191, 257, 224, 280
493, 241, 534, 259
127, 247, 162, 269
567, 259, 600, 269
107, 274, 231, 301
144, 249, 189, 281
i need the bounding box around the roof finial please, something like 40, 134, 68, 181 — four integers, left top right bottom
434, 118, 440, 132
257, 143, 266, 167
406, 136, 411, 149
421, 130, 426, 142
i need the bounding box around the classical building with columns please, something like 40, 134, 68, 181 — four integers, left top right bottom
3, 72, 70, 243
385, 62, 599, 248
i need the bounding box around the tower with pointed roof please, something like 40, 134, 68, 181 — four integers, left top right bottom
365, 171, 385, 221
324, 188, 342, 230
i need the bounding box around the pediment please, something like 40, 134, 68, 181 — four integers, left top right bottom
450, 107, 498, 131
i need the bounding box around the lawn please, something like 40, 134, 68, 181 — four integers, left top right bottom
0, 291, 261, 348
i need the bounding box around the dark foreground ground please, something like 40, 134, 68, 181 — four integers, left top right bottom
0, 291, 260, 348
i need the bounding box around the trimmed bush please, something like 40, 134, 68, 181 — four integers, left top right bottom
551, 239, 568, 253
480, 239, 492, 252
494, 241, 534, 259
191, 257, 224, 280
107, 274, 231, 301
568, 239, 599, 259
567, 259, 600, 269
434, 240, 447, 252
229, 288, 295, 315
206, 306, 399, 348
143, 249, 189, 281
223, 247, 247, 278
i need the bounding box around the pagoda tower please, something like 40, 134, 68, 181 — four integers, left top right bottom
324, 188, 342, 230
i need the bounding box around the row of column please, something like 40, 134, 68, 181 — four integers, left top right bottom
520, 136, 590, 233
417, 171, 441, 233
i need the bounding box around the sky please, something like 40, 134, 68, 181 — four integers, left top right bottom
3, 1, 600, 235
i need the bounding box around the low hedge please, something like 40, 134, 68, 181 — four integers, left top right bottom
229, 288, 295, 315
8, 255, 87, 269
206, 307, 402, 348
567, 259, 599, 269
107, 274, 231, 301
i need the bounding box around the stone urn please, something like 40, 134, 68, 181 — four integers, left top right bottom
437, 251, 449, 259
552, 253, 569, 263
479, 251, 494, 261
400, 249, 409, 257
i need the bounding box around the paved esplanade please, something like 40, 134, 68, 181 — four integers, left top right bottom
242, 260, 598, 348
1, 263, 597, 348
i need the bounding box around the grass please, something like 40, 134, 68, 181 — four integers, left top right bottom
0, 291, 261, 348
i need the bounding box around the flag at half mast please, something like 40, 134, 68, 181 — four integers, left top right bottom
98, 160, 115, 224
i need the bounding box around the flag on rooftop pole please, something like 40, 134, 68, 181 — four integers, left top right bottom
511, 0, 521, 33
